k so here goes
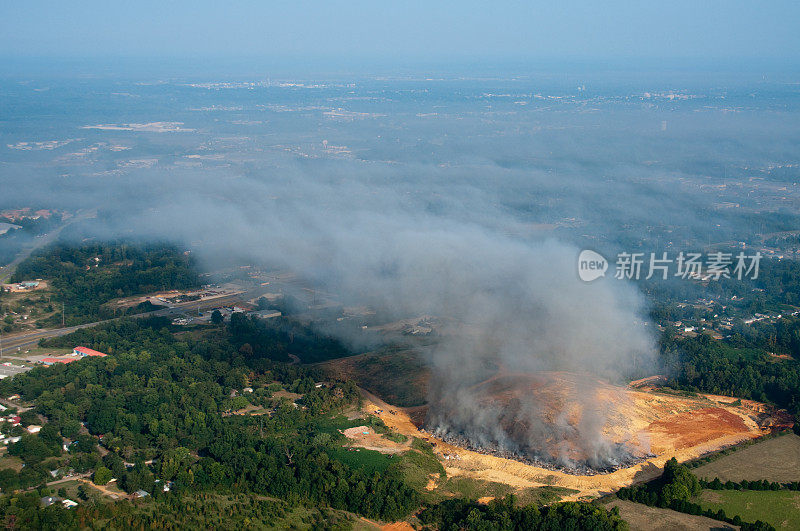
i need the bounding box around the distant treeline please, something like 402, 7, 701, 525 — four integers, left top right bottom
660, 332, 800, 430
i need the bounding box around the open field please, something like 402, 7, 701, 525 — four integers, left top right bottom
695, 489, 800, 529
693, 433, 800, 483
606, 499, 736, 531
321, 346, 428, 407
0, 455, 24, 472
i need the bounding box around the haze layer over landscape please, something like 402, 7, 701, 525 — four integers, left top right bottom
3, 66, 800, 464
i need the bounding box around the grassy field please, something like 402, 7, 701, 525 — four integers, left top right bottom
396, 441, 445, 493
0, 455, 23, 472
325, 447, 396, 474
320, 346, 428, 407
432, 475, 576, 507
695, 489, 800, 529
693, 433, 800, 483
606, 499, 735, 531
311, 413, 376, 435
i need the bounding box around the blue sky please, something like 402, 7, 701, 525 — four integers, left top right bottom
2, 1, 799, 63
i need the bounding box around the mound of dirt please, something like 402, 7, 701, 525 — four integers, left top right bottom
359, 374, 770, 498
426, 371, 645, 470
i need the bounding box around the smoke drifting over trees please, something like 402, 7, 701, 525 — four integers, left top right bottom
4, 68, 799, 465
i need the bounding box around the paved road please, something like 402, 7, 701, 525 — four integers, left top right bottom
0, 290, 258, 356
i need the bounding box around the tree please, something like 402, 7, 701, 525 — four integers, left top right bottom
61, 419, 81, 439
211, 310, 223, 325
93, 466, 113, 486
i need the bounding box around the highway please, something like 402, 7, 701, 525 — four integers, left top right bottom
0, 209, 96, 284
0, 290, 253, 357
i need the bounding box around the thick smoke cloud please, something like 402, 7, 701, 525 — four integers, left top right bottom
4, 69, 798, 466
127, 168, 656, 467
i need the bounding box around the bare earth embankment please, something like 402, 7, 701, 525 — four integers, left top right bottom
357, 376, 769, 500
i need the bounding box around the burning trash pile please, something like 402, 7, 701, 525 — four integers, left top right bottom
425, 372, 654, 475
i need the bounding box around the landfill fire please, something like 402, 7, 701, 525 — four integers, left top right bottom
425, 371, 654, 475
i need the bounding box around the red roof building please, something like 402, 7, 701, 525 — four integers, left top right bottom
73, 346, 107, 357
42, 357, 77, 365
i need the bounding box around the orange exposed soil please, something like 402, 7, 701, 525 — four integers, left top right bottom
380, 523, 415, 531
359, 375, 774, 499
648, 407, 749, 451
342, 425, 411, 454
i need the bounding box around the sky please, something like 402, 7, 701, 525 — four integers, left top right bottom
2, 1, 799, 66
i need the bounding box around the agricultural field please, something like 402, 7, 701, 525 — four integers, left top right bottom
693, 433, 800, 483
606, 499, 735, 531
694, 489, 800, 530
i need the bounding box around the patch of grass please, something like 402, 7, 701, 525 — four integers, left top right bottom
517, 486, 578, 506
411, 437, 435, 453
607, 499, 734, 531
434, 475, 577, 506
0, 455, 24, 472
311, 414, 369, 436
326, 447, 394, 474
694, 489, 800, 529
385, 432, 408, 444
439, 476, 508, 500
324, 347, 428, 407
397, 446, 445, 493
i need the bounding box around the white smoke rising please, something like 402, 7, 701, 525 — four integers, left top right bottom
118, 167, 657, 466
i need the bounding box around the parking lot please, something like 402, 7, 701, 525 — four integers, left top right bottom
0, 362, 34, 379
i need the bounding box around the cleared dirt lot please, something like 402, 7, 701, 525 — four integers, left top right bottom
693, 433, 800, 483
342, 425, 411, 454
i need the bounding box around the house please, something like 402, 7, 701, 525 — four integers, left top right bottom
26, 425, 42, 434
73, 346, 108, 358
133, 490, 150, 498
41, 496, 60, 507
62, 499, 78, 509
